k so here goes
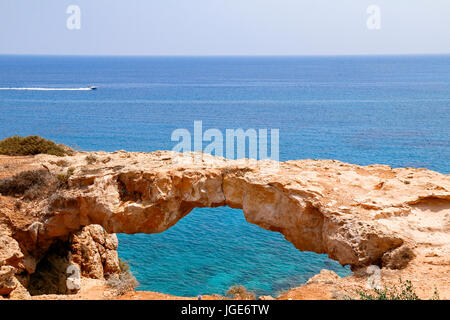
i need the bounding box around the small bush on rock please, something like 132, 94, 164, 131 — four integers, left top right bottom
0, 167, 74, 200
0, 135, 73, 156
0, 169, 56, 199
106, 259, 139, 296
56, 167, 75, 187
358, 279, 421, 300
85, 155, 97, 165
226, 285, 256, 300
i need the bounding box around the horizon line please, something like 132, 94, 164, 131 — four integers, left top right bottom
1, 53, 450, 58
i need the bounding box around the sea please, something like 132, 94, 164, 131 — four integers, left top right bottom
0, 55, 449, 297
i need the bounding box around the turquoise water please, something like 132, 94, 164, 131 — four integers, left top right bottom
0, 55, 449, 296
118, 207, 348, 297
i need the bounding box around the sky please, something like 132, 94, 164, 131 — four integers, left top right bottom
0, 0, 449, 56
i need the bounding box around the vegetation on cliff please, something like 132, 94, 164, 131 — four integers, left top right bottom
106, 258, 139, 296
0, 166, 74, 200
357, 279, 440, 300
226, 285, 256, 300
0, 135, 73, 156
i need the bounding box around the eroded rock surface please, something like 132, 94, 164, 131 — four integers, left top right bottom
0, 151, 449, 299
0, 266, 17, 295
70, 225, 120, 279
35, 152, 449, 267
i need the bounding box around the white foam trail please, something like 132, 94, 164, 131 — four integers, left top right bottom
0, 87, 93, 91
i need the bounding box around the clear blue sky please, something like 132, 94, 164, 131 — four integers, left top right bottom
1, 0, 449, 55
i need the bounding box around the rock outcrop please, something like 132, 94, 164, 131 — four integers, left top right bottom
0, 151, 449, 298
70, 225, 120, 279
0, 266, 17, 295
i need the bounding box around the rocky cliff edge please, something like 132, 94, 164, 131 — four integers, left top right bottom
0, 151, 449, 299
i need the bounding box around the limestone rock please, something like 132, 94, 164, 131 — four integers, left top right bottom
103, 250, 120, 276
306, 269, 341, 285
66, 263, 81, 293
70, 225, 120, 279
0, 235, 24, 270
10, 150, 446, 270
0, 266, 17, 296
29, 151, 449, 269
1, 151, 450, 299
8, 277, 31, 299
258, 295, 275, 300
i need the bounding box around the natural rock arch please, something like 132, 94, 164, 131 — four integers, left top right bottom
2, 151, 450, 297
27, 150, 449, 270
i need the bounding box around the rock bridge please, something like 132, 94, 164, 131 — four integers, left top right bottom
29, 151, 450, 269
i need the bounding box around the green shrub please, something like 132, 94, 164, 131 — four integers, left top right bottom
0, 135, 73, 156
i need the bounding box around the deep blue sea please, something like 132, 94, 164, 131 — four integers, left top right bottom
0, 55, 449, 296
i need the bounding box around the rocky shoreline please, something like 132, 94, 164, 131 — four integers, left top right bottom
1, 152, 449, 299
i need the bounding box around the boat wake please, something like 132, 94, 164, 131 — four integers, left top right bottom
0, 87, 96, 91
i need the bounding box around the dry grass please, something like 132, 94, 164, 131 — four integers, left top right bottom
225, 285, 256, 300
0, 169, 54, 199
356, 279, 439, 300
85, 155, 97, 165
0, 167, 74, 200
56, 167, 75, 187
0, 135, 73, 156
54, 159, 70, 167
106, 258, 139, 296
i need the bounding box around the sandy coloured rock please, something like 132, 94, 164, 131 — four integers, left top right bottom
0, 265, 17, 295
32, 151, 449, 269
0, 151, 449, 299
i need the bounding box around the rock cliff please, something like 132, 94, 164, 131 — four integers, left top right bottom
0, 151, 449, 298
